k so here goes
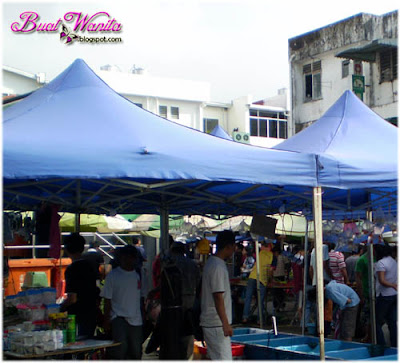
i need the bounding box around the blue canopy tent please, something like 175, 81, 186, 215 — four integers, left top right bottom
4, 61, 395, 224
273, 90, 397, 219
3, 60, 385, 219
274, 90, 398, 352
4, 59, 320, 220
210, 125, 233, 140
3, 60, 397, 351
274, 90, 397, 189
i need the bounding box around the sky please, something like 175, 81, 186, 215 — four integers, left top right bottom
1, 0, 399, 103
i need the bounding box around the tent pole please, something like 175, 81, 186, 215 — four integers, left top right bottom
75, 213, 81, 233
160, 207, 170, 253
367, 210, 377, 345
312, 186, 325, 360
301, 218, 309, 335
75, 180, 81, 233
255, 240, 263, 329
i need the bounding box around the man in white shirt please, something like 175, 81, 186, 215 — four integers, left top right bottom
200, 230, 236, 360
309, 243, 332, 286
101, 245, 144, 359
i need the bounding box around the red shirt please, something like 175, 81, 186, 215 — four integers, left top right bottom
152, 254, 161, 288
292, 262, 304, 294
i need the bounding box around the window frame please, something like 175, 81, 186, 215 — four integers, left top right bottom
342, 60, 350, 78
379, 48, 398, 83
249, 109, 288, 139
203, 118, 219, 134
303, 60, 322, 102
171, 106, 179, 119
159, 105, 168, 118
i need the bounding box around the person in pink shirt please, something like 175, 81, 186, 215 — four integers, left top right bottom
328, 243, 349, 284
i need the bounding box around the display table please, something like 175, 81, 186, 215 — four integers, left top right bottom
230, 278, 295, 322
3, 339, 120, 360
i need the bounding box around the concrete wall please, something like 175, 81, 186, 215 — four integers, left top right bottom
3, 71, 42, 95
228, 95, 251, 133
123, 95, 203, 129
289, 11, 398, 129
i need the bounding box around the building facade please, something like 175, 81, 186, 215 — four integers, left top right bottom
3, 65, 45, 96
289, 10, 398, 132
96, 66, 289, 148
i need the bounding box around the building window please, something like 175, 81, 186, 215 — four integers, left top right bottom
380, 49, 397, 83
159, 105, 167, 118
171, 106, 179, 119
342, 60, 350, 78
134, 103, 143, 108
303, 60, 322, 101
203, 118, 219, 133
249, 110, 287, 139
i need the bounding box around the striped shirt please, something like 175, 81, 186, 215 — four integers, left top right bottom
329, 250, 346, 284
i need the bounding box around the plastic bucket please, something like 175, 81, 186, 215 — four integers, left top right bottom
197, 342, 245, 358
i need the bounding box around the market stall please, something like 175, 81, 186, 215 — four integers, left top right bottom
3, 60, 397, 359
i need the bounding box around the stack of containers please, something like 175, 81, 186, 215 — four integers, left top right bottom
3, 287, 75, 355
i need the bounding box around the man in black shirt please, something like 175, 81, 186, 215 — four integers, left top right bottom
61, 233, 98, 338
82, 241, 105, 280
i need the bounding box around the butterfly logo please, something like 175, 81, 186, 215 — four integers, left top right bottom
60, 24, 78, 44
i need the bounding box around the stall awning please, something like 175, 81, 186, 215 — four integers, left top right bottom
335, 39, 398, 62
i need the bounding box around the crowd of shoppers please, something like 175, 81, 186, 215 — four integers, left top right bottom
59, 230, 397, 361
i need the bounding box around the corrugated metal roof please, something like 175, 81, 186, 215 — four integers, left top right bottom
335, 39, 398, 62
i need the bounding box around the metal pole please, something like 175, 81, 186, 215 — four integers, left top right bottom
32, 211, 37, 258
160, 207, 170, 253
74, 213, 80, 233
301, 218, 309, 335
75, 180, 81, 233
255, 239, 263, 329
312, 187, 325, 360
367, 210, 377, 345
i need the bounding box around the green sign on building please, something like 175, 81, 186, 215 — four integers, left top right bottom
352, 75, 365, 101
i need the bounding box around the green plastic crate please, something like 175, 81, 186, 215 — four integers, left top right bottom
22, 271, 49, 288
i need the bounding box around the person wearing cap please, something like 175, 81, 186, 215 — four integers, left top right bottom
241, 239, 273, 324
101, 245, 144, 359
200, 230, 236, 360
